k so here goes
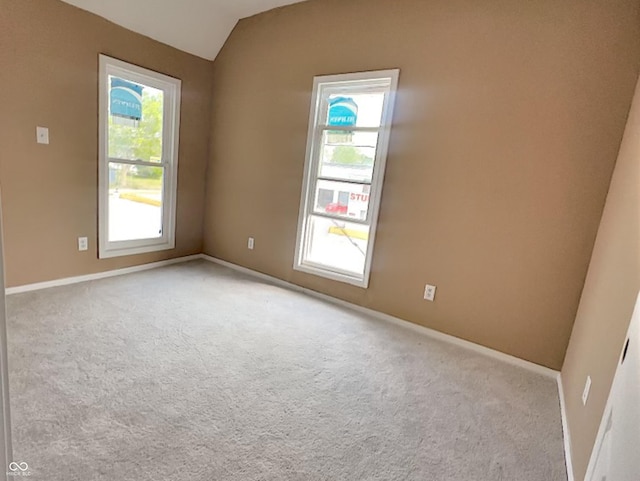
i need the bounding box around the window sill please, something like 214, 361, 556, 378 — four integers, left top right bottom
293, 263, 369, 288
99, 240, 175, 259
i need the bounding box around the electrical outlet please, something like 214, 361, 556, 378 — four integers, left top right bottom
582, 375, 592, 406
36, 126, 49, 144
423, 284, 436, 301
78, 237, 88, 251
247, 237, 255, 250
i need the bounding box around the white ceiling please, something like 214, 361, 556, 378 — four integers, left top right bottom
60, 0, 306, 60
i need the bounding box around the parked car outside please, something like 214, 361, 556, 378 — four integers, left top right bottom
325, 203, 347, 215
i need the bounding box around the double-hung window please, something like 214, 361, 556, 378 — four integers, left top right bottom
294, 70, 399, 287
98, 55, 181, 258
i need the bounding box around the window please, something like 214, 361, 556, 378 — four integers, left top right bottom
98, 55, 181, 258
294, 70, 399, 287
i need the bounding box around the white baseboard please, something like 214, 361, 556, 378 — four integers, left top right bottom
206, 255, 573, 475
5, 254, 202, 295
5, 254, 559, 379
4, 251, 571, 474
200, 254, 559, 380
6, 251, 562, 382
557, 374, 575, 481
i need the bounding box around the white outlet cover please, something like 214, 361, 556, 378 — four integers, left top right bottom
582, 375, 592, 406
424, 284, 437, 301
36, 126, 49, 144
78, 237, 88, 251
247, 237, 254, 250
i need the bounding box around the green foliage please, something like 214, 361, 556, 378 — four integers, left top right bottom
108, 90, 163, 162
135, 166, 163, 179
108, 89, 164, 190
331, 146, 373, 165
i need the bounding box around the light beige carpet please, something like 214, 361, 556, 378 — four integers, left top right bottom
7, 260, 566, 480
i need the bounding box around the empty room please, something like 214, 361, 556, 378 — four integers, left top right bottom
0, 0, 639, 479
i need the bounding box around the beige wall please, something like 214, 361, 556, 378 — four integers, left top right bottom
203, 0, 640, 370
0, 0, 213, 287
561, 75, 640, 480
1, 0, 639, 473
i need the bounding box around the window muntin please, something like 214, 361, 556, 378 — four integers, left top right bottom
98, 55, 181, 259
294, 70, 399, 287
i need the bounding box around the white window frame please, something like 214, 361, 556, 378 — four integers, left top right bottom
294, 69, 399, 288
98, 55, 181, 259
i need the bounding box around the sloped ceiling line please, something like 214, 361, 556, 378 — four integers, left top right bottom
60, 0, 306, 60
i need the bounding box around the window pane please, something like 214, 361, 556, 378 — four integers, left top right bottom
108, 76, 164, 163
317, 188, 334, 209
108, 162, 163, 242
318, 130, 377, 183
313, 179, 370, 221
326, 92, 385, 128
303, 215, 369, 277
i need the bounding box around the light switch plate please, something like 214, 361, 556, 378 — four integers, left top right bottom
36, 126, 49, 144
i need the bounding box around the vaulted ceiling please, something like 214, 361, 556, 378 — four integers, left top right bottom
60, 0, 307, 60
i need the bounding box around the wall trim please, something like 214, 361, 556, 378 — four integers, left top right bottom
5, 254, 560, 378
201, 254, 559, 380
557, 374, 575, 481
5, 252, 561, 381
5, 254, 202, 295
4, 251, 572, 474
0, 191, 12, 481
